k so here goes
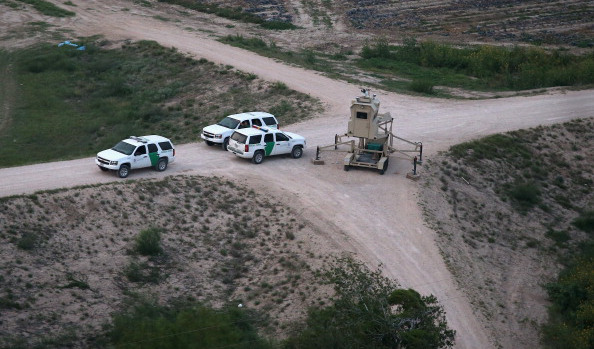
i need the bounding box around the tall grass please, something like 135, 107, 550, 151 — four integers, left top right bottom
360, 38, 594, 90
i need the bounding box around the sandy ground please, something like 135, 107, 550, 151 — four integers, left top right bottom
2, 1, 594, 348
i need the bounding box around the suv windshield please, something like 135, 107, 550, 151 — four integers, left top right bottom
217, 117, 240, 129
112, 141, 136, 155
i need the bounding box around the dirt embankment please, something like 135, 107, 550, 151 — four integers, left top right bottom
420, 118, 594, 348
0, 176, 336, 347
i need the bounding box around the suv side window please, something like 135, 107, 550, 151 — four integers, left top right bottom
275, 133, 289, 142
148, 143, 158, 153
249, 135, 262, 144
264, 133, 274, 143
263, 117, 276, 126
134, 145, 147, 156
252, 119, 262, 127
158, 141, 173, 151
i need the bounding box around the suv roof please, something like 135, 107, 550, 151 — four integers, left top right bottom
227, 112, 275, 121
124, 135, 171, 146
233, 127, 272, 137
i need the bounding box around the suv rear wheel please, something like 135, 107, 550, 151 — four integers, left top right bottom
252, 150, 265, 164
118, 164, 130, 178
157, 158, 168, 172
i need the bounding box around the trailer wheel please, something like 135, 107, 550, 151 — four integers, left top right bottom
344, 165, 349, 171
379, 159, 389, 175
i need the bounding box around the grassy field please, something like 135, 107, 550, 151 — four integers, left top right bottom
0, 40, 321, 168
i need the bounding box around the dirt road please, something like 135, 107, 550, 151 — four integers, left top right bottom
2, 1, 594, 348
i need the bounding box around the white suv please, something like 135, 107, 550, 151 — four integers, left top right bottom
201, 112, 279, 150
95, 135, 175, 178
227, 126, 305, 164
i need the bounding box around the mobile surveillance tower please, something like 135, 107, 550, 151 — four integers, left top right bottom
314, 89, 422, 175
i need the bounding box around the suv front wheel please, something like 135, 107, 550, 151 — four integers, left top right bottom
252, 150, 265, 164
118, 164, 130, 178
291, 146, 303, 159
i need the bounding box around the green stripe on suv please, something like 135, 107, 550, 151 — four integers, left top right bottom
265, 142, 274, 156
149, 152, 159, 166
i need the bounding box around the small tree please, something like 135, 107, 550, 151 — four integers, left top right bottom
135, 227, 163, 256
284, 257, 455, 348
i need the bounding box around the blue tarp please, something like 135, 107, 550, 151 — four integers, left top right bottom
58, 40, 85, 50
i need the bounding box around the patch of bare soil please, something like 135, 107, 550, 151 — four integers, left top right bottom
419, 118, 594, 349
211, 0, 594, 49
0, 175, 336, 347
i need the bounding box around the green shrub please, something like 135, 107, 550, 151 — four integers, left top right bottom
573, 211, 594, 234
409, 79, 435, 94
361, 37, 392, 59
545, 230, 571, 245
61, 273, 90, 289
260, 21, 298, 30
506, 182, 541, 210
543, 254, 594, 349
17, 232, 37, 250
110, 300, 272, 348
221, 35, 268, 49
124, 260, 160, 283
283, 257, 455, 348
135, 227, 163, 256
